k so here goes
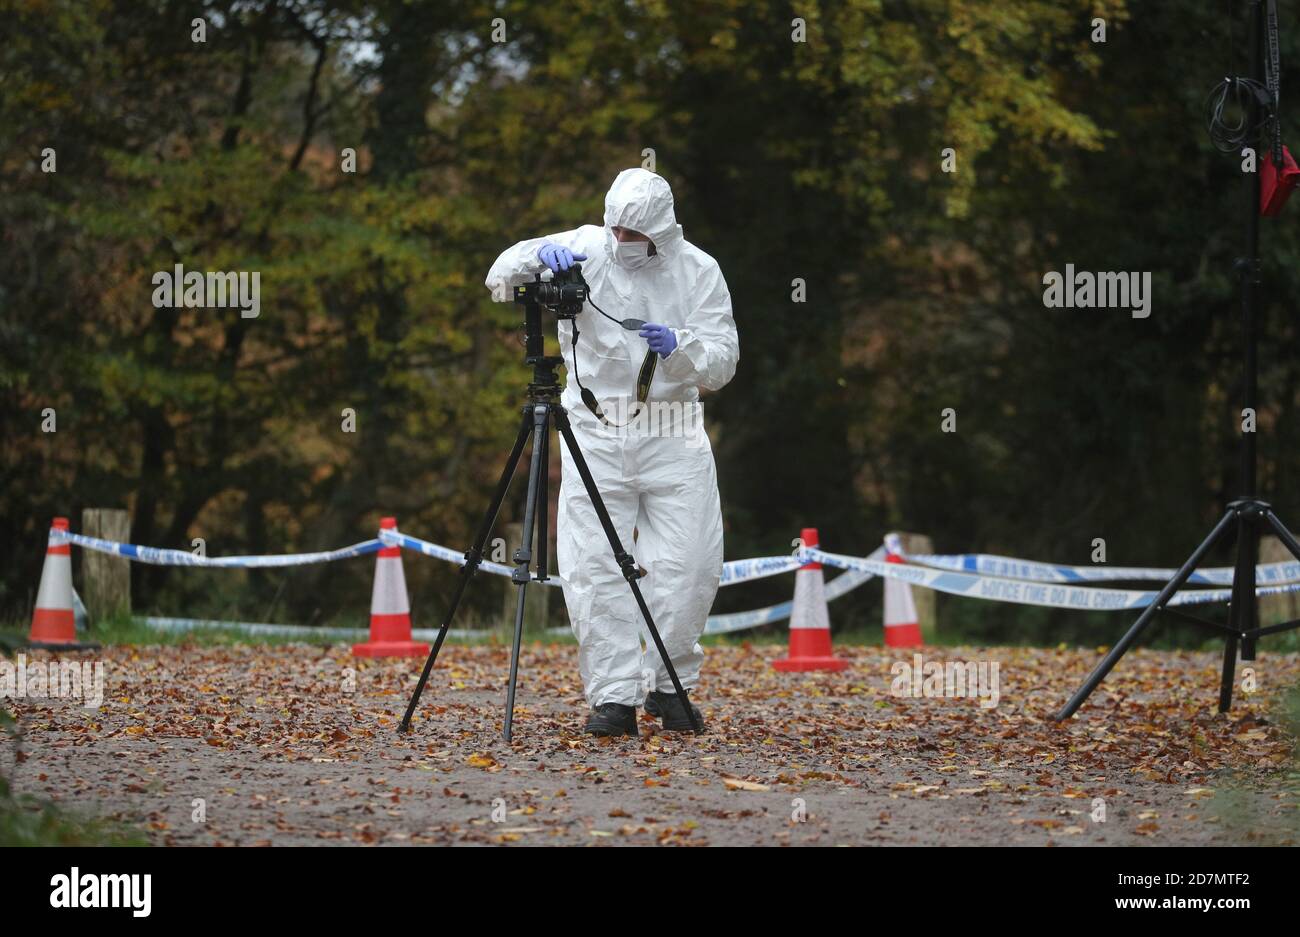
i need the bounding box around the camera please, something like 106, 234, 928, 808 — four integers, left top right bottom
513, 263, 589, 364
514, 263, 588, 318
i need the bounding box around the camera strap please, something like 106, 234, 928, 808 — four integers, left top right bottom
634, 350, 658, 409
569, 320, 657, 428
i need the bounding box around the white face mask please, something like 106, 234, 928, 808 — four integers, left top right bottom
612, 237, 653, 270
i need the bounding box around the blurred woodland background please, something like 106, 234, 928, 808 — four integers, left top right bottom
4, 0, 1300, 645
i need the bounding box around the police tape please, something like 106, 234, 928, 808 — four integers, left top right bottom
54, 529, 383, 568
807, 548, 1300, 610
705, 561, 881, 634
55, 523, 798, 586
380, 527, 804, 588
719, 554, 805, 585
60, 523, 1296, 628
384, 529, 849, 632
55, 524, 821, 632
905, 550, 1300, 586
378, 529, 521, 579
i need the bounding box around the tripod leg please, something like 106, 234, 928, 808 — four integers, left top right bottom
503, 404, 550, 743
1054, 508, 1237, 721
399, 407, 534, 734
536, 411, 551, 582
553, 407, 702, 734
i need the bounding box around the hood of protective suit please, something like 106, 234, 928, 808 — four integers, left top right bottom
603, 168, 685, 259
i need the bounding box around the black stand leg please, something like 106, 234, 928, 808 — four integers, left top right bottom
1218, 631, 1239, 713
1233, 509, 1260, 661
1054, 508, 1237, 720
553, 407, 702, 733
1264, 509, 1300, 564
1057, 500, 1300, 720
398, 406, 534, 734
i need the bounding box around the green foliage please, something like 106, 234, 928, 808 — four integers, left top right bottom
0, 782, 149, 847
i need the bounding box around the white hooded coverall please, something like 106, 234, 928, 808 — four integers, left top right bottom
485, 168, 739, 708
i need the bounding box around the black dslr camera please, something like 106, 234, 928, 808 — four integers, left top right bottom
514, 263, 588, 363
514, 264, 588, 318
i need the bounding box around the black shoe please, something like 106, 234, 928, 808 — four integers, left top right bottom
584, 703, 639, 737
644, 690, 704, 732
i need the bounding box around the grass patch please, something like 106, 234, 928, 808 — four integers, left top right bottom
1209, 681, 1300, 845
0, 707, 147, 846
0, 781, 150, 846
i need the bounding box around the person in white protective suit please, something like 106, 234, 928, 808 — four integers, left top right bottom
485, 168, 739, 736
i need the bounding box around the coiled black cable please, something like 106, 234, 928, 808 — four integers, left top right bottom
1205, 76, 1273, 153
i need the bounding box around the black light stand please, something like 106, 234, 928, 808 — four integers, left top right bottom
1056, 0, 1300, 720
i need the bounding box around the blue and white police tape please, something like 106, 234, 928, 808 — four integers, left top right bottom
378, 528, 523, 580
807, 548, 1300, 611
54, 529, 383, 568
718, 554, 804, 585
53, 523, 799, 588
50, 523, 871, 634
57, 523, 1300, 617
705, 559, 881, 634
380, 526, 804, 587
383, 528, 843, 632
904, 551, 1300, 586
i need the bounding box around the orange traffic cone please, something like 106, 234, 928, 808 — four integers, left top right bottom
29, 517, 97, 650
353, 517, 430, 658
883, 535, 922, 648
773, 527, 848, 672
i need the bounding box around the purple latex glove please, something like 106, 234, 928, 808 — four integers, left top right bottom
639, 323, 677, 358
537, 243, 588, 273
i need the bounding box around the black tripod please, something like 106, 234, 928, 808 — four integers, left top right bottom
397, 352, 702, 741
1056, 0, 1300, 720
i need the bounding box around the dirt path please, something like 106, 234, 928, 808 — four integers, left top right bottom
5, 643, 1298, 845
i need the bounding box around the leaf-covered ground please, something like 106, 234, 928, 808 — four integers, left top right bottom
5, 643, 1299, 846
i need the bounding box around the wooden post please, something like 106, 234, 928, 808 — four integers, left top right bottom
81, 508, 131, 624
892, 531, 937, 643
1258, 535, 1300, 628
